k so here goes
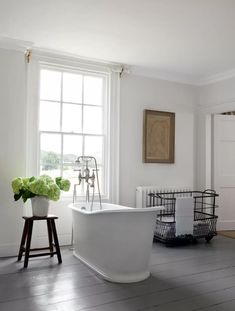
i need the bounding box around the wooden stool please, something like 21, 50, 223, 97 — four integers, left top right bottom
17, 215, 62, 268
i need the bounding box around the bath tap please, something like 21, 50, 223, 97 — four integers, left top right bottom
77, 167, 95, 188
73, 156, 102, 211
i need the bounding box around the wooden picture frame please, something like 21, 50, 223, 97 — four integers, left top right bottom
143, 109, 175, 163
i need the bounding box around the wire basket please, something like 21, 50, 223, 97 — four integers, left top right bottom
149, 190, 218, 244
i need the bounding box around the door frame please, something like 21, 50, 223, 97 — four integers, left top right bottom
198, 101, 235, 229
198, 100, 235, 190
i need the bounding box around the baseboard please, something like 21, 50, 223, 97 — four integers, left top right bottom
34, 234, 72, 247
0, 243, 20, 257
0, 233, 72, 258
217, 221, 235, 231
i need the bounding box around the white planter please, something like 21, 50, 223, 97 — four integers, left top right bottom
31, 196, 50, 217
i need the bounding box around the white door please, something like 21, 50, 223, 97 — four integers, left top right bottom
214, 114, 235, 230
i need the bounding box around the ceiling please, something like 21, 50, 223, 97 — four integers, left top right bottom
1, 0, 235, 84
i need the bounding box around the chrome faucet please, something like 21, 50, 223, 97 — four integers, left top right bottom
73, 156, 102, 211
77, 163, 95, 188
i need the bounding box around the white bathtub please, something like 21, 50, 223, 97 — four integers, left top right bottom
69, 202, 162, 283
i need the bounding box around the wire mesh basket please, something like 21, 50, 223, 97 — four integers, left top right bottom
149, 190, 218, 245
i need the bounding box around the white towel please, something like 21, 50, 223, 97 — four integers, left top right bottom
175, 197, 194, 236
175, 197, 194, 217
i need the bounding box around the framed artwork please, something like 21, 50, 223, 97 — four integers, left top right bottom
143, 109, 175, 163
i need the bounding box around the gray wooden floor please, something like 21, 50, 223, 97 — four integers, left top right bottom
1, 236, 235, 311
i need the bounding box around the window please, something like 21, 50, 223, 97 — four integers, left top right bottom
39, 67, 107, 196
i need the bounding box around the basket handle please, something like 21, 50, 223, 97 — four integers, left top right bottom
203, 189, 216, 194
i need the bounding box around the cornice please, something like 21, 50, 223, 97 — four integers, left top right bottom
0, 36, 33, 53
130, 66, 199, 86
1, 36, 235, 86
32, 47, 123, 73
197, 69, 235, 86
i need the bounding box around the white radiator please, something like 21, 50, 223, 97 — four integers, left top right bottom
136, 186, 192, 208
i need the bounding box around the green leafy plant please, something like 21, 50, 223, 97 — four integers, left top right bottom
12, 175, 71, 203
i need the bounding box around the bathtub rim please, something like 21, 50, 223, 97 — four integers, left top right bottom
69, 202, 164, 214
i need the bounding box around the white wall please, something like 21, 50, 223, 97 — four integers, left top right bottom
119, 74, 197, 207
0, 49, 27, 256
0, 49, 73, 256
0, 49, 198, 256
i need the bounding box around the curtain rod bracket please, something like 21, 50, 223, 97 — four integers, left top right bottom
25, 49, 32, 63
119, 67, 124, 78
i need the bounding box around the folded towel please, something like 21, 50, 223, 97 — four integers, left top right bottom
175, 197, 194, 236
175, 197, 194, 217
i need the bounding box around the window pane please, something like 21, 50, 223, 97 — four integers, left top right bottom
63, 72, 82, 103
84, 76, 103, 106
92, 166, 103, 195
40, 133, 61, 178
39, 101, 60, 131
63, 135, 82, 165
84, 136, 103, 164
39, 67, 107, 198
63, 173, 83, 196
62, 103, 82, 133
63, 135, 83, 195
40, 70, 61, 101
83, 106, 102, 134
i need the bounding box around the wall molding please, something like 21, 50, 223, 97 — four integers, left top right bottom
0, 36, 33, 53
130, 66, 199, 86
0, 243, 20, 257
0, 233, 71, 258
1, 36, 235, 86
130, 66, 235, 86
198, 68, 235, 86
32, 47, 123, 73
197, 99, 235, 114
217, 220, 235, 231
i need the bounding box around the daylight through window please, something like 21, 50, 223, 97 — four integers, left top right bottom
39, 67, 107, 196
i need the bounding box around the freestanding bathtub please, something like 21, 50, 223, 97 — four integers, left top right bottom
69, 202, 162, 283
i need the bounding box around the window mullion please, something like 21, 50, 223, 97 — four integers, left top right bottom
81, 75, 84, 142
81, 75, 84, 194
38, 132, 41, 175
60, 73, 64, 177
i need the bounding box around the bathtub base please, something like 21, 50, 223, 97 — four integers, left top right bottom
73, 251, 150, 283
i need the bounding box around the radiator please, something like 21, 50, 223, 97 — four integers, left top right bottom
136, 186, 192, 208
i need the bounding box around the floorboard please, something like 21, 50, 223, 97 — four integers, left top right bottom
0, 236, 235, 311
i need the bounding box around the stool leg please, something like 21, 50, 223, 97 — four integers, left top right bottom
24, 220, 33, 268
18, 219, 29, 261
51, 219, 62, 264
47, 219, 54, 257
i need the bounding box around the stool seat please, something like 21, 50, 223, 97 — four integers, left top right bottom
23, 214, 58, 220
18, 215, 62, 268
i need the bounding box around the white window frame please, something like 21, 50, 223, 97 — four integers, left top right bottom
26, 50, 120, 203
39, 64, 108, 197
